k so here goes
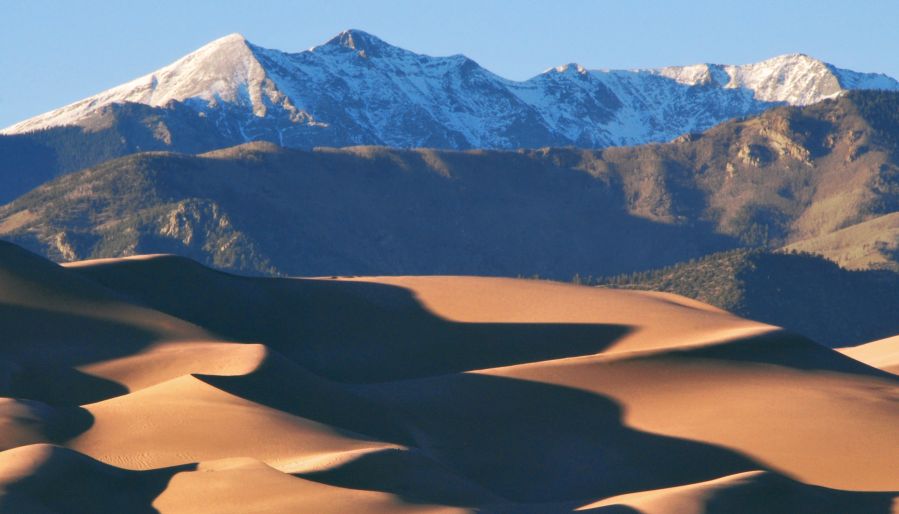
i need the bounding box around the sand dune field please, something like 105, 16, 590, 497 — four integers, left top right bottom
0, 241, 892, 512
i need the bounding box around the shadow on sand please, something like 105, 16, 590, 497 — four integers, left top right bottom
71, 258, 635, 382
0, 447, 195, 514
292, 373, 897, 513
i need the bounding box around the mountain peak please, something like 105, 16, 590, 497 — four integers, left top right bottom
197, 32, 253, 53
757, 52, 828, 67
777, 52, 818, 61
216, 32, 248, 44
320, 29, 392, 56
657, 63, 731, 87
548, 63, 588, 75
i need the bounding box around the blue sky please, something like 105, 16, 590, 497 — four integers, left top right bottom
2, 0, 898, 127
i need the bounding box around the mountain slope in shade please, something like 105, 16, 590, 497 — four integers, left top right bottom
0, 242, 894, 512
0, 142, 737, 279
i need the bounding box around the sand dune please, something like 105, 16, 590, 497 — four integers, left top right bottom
840, 335, 899, 375
576, 471, 898, 514
66, 259, 774, 380
0, 444, 185, 513
0, 400, 90, 452
79, 341, 268, 394
0, 243, 204, 343
0, 244, 891, 512
68, 374, 396, 471
482, 333, 899, 491
0, 445, 463, 514
0, 243, 208, 382
153, 457, 468, 514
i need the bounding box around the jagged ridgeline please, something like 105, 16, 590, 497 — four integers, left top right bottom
2, 30, 898, 202
2, 90, 899, 279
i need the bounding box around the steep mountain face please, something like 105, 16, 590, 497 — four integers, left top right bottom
5, 30, 897, 150
2, 91, 898, 278
597, 248, 899, 347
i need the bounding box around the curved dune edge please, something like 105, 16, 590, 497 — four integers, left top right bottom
840, 335, 899, 375
576, 470, 899, 514
0, 247, 892, 512
78, 341, 270, 394
0, 445, 465, 514
68, 373, 401, 471
62, 254, 184, 267
481, 332, 899, 491
348, 275, 775, 355
153, 457, 469, 514
0, 243, 208, 343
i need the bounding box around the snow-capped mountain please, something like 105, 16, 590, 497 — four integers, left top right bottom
5, 30, 899, 149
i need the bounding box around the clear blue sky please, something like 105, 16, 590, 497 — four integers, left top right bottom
3, 0, 898, 127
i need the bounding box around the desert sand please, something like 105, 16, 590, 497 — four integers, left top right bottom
0, 241, 894, 512
840, 335, 899, 375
